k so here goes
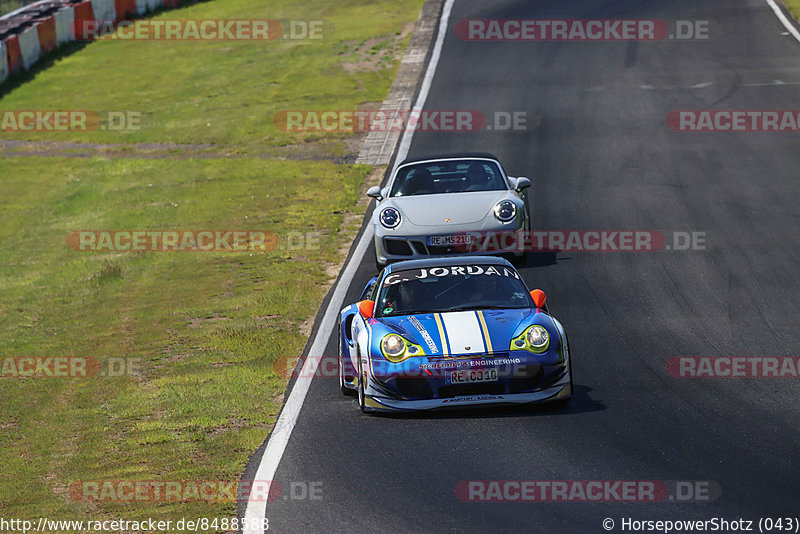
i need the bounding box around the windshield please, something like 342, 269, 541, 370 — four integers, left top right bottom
375, 264, 532, 317
390, 159, 507, 197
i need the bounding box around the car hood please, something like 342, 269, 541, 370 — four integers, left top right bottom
391, 191, 509, 226
375, 308, 540, 356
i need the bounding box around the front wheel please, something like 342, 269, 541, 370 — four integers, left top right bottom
551, 341, 573, 408
338, 327, 356, 396
357, 355, 368, 413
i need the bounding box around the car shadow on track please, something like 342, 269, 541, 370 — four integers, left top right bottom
513, 251, 561, 268
371, 385, 605, 420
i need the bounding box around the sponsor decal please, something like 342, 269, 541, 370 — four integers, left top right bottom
442, 394, 503, 403
419, 358, 522, 370
408, 316, 439, 354
383, 265, 520, 286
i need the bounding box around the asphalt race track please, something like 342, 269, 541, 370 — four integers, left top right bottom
246, 1, 800, 531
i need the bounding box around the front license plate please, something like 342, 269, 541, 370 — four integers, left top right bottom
427, 234, 472, 247
446, 368, 499, 384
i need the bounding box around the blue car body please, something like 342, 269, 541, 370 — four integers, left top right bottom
338, 256, 572, 413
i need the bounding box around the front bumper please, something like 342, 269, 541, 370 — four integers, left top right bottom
361, 351, 570, 412
363, 382, 571, 412
375, 228, 525, 266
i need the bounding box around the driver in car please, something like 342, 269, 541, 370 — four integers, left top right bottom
465, 162, 502, 191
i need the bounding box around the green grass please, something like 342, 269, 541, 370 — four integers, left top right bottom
0, 0, 23, 17
0, 0, 423, 526
1, 0, 416, 153
785, 0, 800, 20
0, 156, 368, 521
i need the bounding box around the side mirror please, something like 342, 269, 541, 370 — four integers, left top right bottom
530, 289, 546, 309
360, 276, 378, 301
358, 299, 375, 319
366, 186, 382, 200
515, 177, 531, 191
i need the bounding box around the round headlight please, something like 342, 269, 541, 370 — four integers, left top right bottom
381, 334, 406, 360
526, 325, 549, 350
494, 200, 517, 222
380, 207, 401, 228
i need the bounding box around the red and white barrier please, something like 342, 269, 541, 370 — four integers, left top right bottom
36, 16, 57, 55
72, 1, 96, 41
18, 24, 41, 70
115, 0, 136, 20
146, 0, 162, 13
3, 35, 23, 75
54, 6, 75, 44
90, 0, 117, 23
0, 0, 183, 82
0, 39, 8, 83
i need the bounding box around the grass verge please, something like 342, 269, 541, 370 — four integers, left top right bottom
0, 0, 423, 525
784, 0, 800, 21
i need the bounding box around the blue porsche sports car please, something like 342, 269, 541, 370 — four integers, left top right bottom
338, 256, 572, 413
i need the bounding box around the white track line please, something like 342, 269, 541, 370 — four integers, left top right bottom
765, 0, 800, 43
243, 2, 795, 531
242, 1, 455, 532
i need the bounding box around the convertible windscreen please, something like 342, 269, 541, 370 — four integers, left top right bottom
390, 159, 507, 197
375, 264, 532, 317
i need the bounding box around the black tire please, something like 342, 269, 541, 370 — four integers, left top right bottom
525, 198, 532, 233
357, 355, 368, 413
338, 325, 356, 396
551, 339, 574, 408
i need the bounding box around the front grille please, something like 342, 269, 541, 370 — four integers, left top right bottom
426, 244, 463, 255
384, 238, 413, 256
394, 377, 433, 398
508, 365, 543, 393
447, 352, 510, 360
410, 240, 428, 254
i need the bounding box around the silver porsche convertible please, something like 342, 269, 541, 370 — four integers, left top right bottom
367, 153, 531, 269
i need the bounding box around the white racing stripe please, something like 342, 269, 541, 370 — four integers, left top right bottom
439, 312, 486, 354
242, 1, 456, 532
